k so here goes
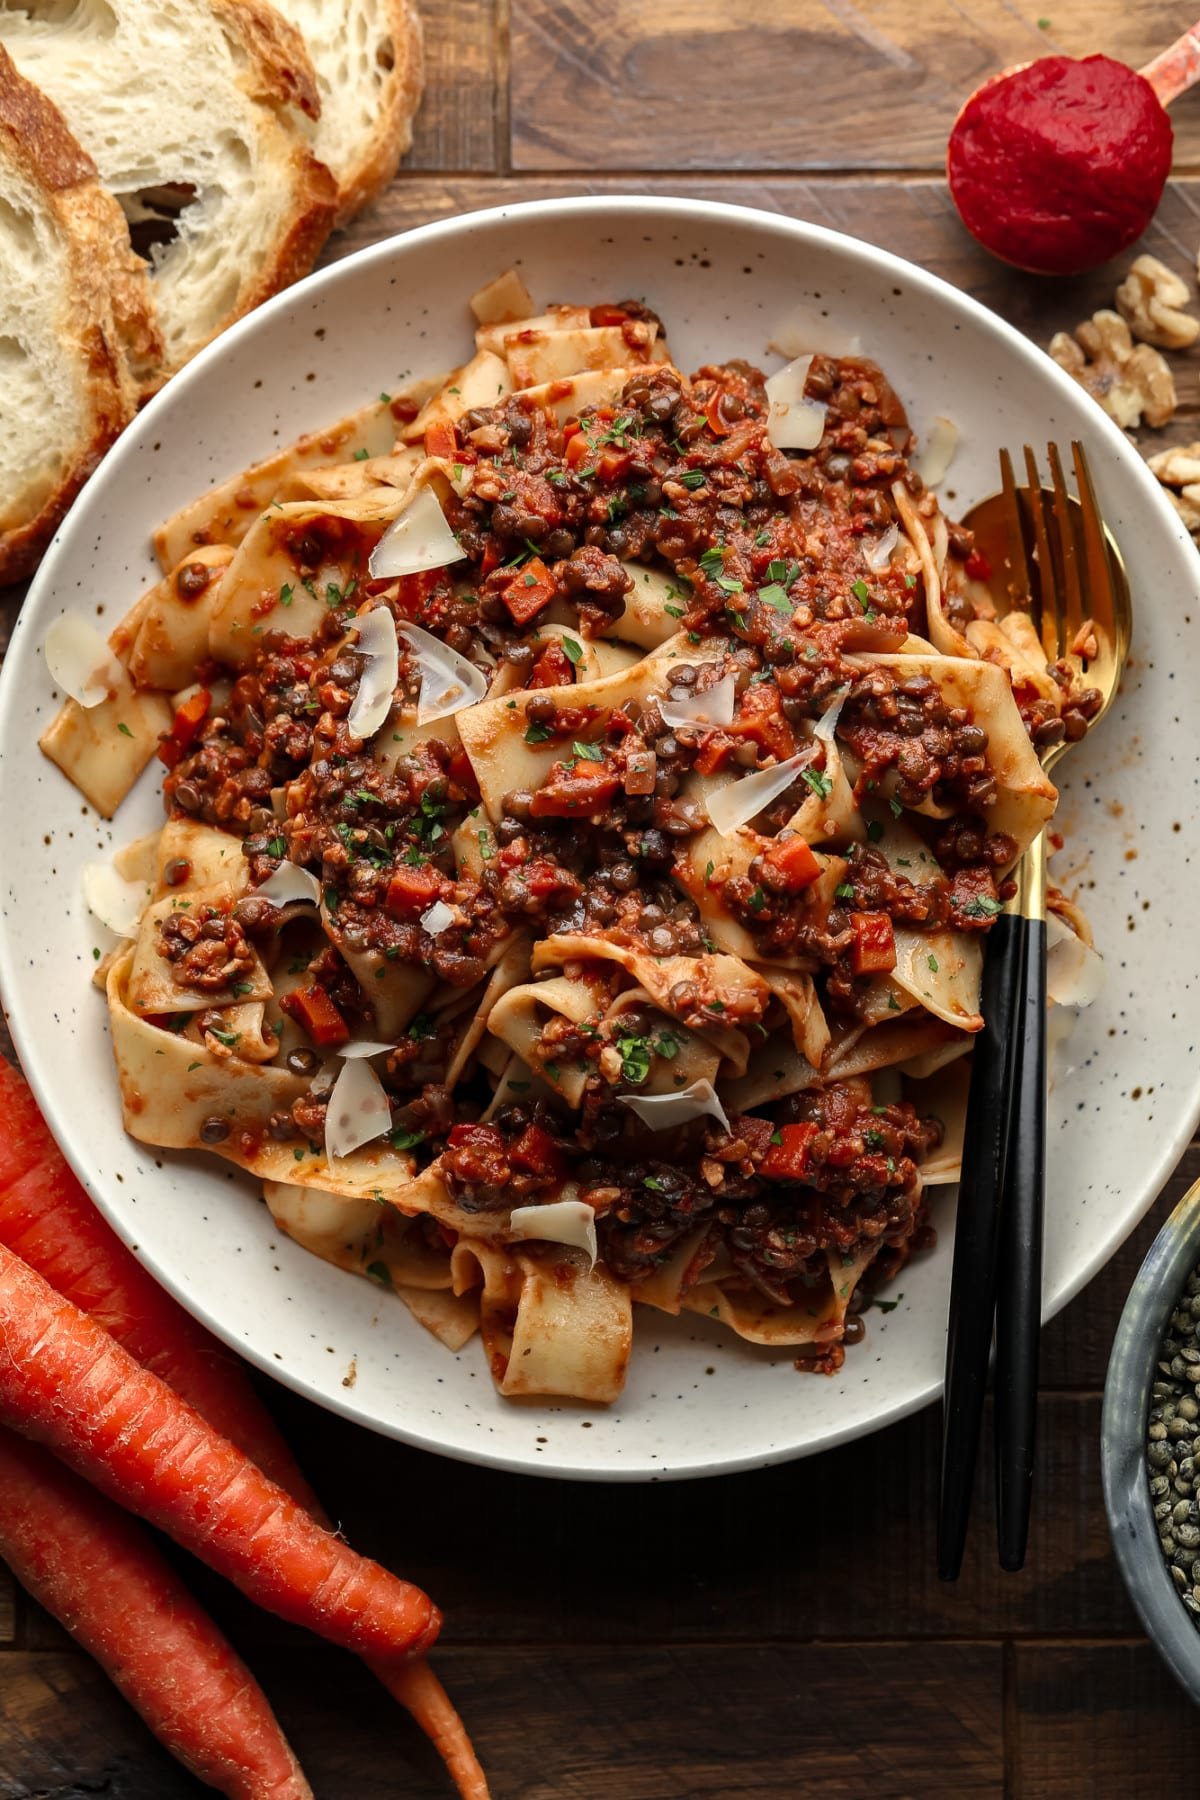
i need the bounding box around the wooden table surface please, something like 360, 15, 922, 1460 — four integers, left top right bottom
4, 4, 1200, 1795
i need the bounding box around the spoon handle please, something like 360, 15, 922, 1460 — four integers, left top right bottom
1141, 22, 1200, 108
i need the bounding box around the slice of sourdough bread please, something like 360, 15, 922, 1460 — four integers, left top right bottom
0, 45, 145, 585
272, 0, 424, 223
0, 0, 338, 389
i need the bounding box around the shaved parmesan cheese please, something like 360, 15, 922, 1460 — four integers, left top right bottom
310, 1066, 337, 1095
82, 861, 149, 937
369, 486, 466, 580
399, 622, 488, 723
347, 607, 398, 742
660, 673, 736, 730
419, 899, 456, 936
255, 861, 321, 908
768, 306, 863, 360
765, 355, 826, 452
508, 1199, 598, 1270
913, 416, 958, 488
324, 1057, 393, 1160
45, 614, 123, 708
618, 1079, 730, 1133
863, 523, 900, 572
705, 751, 810, 837
1046, 911, 1104, 1008
337, 1041, 395, 1059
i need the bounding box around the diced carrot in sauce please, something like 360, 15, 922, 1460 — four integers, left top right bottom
597, 447, 632, 483
279, 984, 350, 1048
509, 1124, 567, 1180
693, 733, 732, 776
529, 643, 575, 687
384, 865, 445, 917
446, 747, 480, 802
424, 419, 457, 461
502, 556, 557, 627
564, 432, 592, 470
529, 760, 621, 818
729, 685, 796, 761
391, 569, 442, 619
763, 834, 821, 893
156, 688, 211, 769
760, 1122, 818, 1181
590, 303, 629, 327
849, 911, 897, 976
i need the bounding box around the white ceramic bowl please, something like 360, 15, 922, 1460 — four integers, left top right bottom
3, 197, 1199, 1481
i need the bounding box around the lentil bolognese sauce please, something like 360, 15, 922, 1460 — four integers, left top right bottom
42, 269, 1101, 1402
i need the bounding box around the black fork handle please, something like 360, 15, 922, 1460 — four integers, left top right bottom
937, 913, 1027, 1582
994, 916, 1047, 1571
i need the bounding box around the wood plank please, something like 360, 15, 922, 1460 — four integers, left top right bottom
507, 2, 1200, 172
0, 1644, 1006, 1799
401, 0, 501, 174
1013, 1641, 1200, 1795
234, 1388, 1135, 1645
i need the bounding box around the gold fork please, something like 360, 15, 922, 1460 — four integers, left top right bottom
938, 442, 1131, 1580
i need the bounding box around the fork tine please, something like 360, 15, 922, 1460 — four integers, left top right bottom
1023, 445, 1058, 662
1046, 441, 1084, 654
1071, 441, 1117, 643
999, 447, 1033, 605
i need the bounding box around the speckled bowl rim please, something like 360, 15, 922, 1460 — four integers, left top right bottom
1103, 1183, 1200, 1703
3, 194, 1200, 1478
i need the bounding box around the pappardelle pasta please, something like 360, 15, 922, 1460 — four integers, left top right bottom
42, 268, 1103, 1404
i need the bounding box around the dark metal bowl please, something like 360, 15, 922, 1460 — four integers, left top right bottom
1102, 1178, 1200, 1705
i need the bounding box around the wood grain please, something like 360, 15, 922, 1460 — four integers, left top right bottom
1013, 1642, 1200, 1795
508, 1, 1200, 173
401, 0, 503, 174
0, 1644, 1007, 1799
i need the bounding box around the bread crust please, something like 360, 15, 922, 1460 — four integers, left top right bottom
332, 0, 424, 225
213, 0, 322, 120
0, 46, 139, 585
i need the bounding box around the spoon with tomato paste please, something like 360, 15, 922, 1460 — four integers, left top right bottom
947, 23, 1200, 274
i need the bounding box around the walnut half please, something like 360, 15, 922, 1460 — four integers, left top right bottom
1048, 310, 1176, 430
1115, 254, 1200, 351
1146, 440, 1200, 532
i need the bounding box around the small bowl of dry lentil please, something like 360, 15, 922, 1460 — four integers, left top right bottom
1103, 1178, 1200, 1703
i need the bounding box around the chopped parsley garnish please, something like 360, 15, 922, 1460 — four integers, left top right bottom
678, 469, 706, 489
561, 636, 583, 665
835, 881, 855, 900
758, 583, 791, 612
279, 583, 293, 607
116, 722, 133, 738
962, 895, 1004, 919
524, 720, 552, 745
851, 579, 870, 604
573, 740, 603, 761
267, 835, 286, 859
801, 769, 832, 800
617, 1034, 652, 1085
407, 1013, 434, 1041
927, 953, 940, 973
866, 820, 885, 843
698, 544, 726, 576
353, 448, 370, 461
889, 797, 904, 818
389, 1128, 426, 1150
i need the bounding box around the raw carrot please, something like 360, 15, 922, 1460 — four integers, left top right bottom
0, 1057, 488, 1797
0, 1423, 311, 1800
0, 1239, 440, 1659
